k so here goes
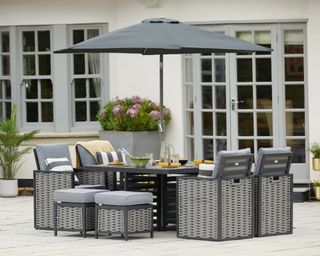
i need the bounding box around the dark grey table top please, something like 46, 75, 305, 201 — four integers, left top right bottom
79, 164, 199, 175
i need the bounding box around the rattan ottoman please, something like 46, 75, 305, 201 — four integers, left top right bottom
95, 191, 153, 240
53, 188, 106, 237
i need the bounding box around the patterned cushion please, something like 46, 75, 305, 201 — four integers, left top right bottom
45, 157, 79, 182
96, 151, 127, 164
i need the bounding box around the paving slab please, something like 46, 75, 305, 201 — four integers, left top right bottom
0, 197, 320, 256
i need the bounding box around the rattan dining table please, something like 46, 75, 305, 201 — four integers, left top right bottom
78, 164, 199, 231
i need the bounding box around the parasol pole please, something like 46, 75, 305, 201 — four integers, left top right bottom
159, 53, 164, 143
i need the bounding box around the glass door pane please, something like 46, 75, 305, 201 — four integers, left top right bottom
232, 28, 274, 155
283, 28, 307, 165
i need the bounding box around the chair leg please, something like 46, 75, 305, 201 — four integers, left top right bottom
54, 203, 58, 236
124, 208, 128, 241
82, 205, 86, 238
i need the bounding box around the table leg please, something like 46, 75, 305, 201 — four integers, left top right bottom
160, 174, 168, 231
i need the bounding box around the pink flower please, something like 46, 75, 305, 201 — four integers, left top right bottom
112, 96, 120, 105
99, 110, 107, 118
131, 95, 142, 104
126, 108, 138, 118
133, 103, 141, 110
148, 101, 157, 109
149, 110, 160, 121
163, 107, 171, 116
112, 105, 122, 116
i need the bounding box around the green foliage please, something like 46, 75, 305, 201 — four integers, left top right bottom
0, 105, 39, 179
314, 180, 320, 187
97, 96, 171, 131
310, 142, 320, 158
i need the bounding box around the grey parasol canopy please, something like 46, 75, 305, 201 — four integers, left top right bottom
55, 18, 272, 140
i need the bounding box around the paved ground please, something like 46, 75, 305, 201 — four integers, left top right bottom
1, 196, 320, 256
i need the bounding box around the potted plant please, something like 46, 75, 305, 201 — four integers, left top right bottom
313, 180, 320, 200
97, 96, 171, 159
310, 142, 320, 170
0, 105, 39, 197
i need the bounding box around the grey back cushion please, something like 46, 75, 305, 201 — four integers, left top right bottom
213, 148, 251, 178
254, 147, 291, 176
35, 144, 72, 171
76, 144, 97, 166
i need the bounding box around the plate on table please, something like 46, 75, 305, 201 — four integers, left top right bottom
193, 160, 214, 165
158, 162, 181, 168
108, 161, 124, 166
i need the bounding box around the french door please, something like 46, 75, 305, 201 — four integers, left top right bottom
184, 23, 308, 183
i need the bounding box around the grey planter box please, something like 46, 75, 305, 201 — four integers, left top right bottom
99, 130, 160, 159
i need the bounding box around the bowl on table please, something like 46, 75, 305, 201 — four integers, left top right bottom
179, 159, 188, 165
130, 157, 150, 167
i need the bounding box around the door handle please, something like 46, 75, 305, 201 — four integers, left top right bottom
231, 98, 244, 110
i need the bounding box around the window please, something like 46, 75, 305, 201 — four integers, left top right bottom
0, 30, 11, 120
20, 28, 54, 126
70, 27, 103, 126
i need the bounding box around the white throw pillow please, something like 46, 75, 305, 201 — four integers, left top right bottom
45, 157, 79, 182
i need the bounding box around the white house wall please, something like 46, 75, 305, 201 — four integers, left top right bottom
0, 0, 319, 180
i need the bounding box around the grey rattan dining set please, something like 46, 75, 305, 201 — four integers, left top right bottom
33, 142, 293, 241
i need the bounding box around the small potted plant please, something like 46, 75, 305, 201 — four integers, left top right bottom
310, 143, 320, 171
0, 105, 39, 197
313, 180, 320, 200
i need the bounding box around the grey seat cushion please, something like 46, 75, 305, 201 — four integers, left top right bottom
54, 188, 107, 203
254, 147, 291, 176
36, 144, 72, 171
95, 191, 153, 206
76, 144, 97, 166
213, 148, 251, 178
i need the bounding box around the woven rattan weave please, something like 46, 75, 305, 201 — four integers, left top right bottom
177, 176, 254, 241
54, 202, 95, 237
34, 171, 74, 230
95, 204, 153, 240
255, 174, 293, 236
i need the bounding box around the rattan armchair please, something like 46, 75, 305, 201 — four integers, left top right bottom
253, 148, 293, 237
33, 143, 107, 230
177, 152, 254, 241
33, 144, 75, 230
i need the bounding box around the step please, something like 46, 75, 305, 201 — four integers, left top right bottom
293, 187, 309, 202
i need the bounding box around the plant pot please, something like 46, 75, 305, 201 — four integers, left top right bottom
99, 130, 160, 159
315, 187, 320, 200
0, 179, 18, 197
313, 158, 320, 171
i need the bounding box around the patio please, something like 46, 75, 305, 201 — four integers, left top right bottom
1, 196, 320, 256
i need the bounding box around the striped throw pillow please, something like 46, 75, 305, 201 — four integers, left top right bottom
45, 157, 79, 182
96, 151, 127, 165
